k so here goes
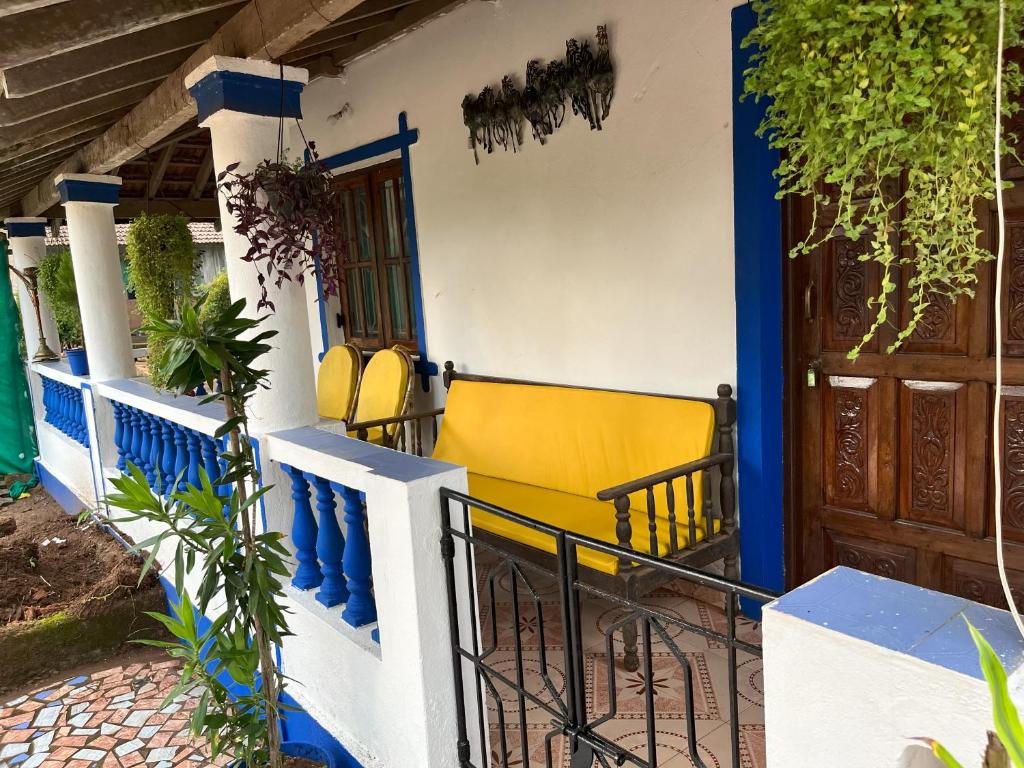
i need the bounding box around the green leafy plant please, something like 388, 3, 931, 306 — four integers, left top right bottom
90, 299, 294, 768
198, 272, 232, 325
37, 249, 83, 349
928, 622, 1023, 766
125, 214, 196, 388
744, 0, 1024, 356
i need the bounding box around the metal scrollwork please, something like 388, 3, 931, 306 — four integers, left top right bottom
462, 24, 615, 163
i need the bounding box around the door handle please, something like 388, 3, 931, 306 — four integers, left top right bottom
804, 280, 816, 322
806, 358, 821, 388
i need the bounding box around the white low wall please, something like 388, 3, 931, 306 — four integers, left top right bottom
764, 567, 1024, 767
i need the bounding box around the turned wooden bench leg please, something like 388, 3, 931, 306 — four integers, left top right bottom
724, 551, 738, 581
622, 619, 640, 673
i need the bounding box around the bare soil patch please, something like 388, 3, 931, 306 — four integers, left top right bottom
0, 486, 167, 693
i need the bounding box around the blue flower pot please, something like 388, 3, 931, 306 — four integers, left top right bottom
65, 347, 89, 376
228, 741, 336, 768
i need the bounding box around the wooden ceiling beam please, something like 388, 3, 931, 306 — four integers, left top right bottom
190, 148, 215, 200
2, 6, 242, 98
284, 15, 393, 60
0, 109, 131, 162
112, 198, 221, 219
147, 142, 178, 198
0, 1, 65, 14
0, 50, 189, 127
0, 0, 245, 70
18, 0, 368, 217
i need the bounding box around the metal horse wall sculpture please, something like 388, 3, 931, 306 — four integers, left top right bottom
462, 25, 615, 164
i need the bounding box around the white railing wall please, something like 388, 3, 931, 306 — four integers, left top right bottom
263, 427, 482, 768
27, 369, 484, 767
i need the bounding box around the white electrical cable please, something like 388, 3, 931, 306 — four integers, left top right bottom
992, 0, 1024, 639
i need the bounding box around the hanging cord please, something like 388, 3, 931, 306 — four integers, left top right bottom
992, 0, 1024, 639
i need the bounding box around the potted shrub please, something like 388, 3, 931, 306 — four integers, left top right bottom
91, 297, 334, 768
37, 249, 88, 375
217, 146, 343, 312
125, 214, 196, 388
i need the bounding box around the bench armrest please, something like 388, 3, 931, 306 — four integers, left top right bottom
348, 408, 445, 432
349, 408, 446, 456
595, 452, 731, 501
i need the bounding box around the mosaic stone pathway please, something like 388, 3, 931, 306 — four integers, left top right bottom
0, 660, 229, 768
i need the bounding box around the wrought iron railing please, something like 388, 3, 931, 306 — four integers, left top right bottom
440, 488, 780, 768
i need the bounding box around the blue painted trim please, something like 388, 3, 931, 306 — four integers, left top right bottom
769, 567, 1024, 682
319, 126, 419, 172
5, 221, 46, 238
732, 4, 784, 617
396, 113, 434, 391
318, 113, 438, 387
188, 70, 304, 124
251, 437, 268, 533
314, 252, 330, 362
57, 178, 120, 205
35, 459, 85, 516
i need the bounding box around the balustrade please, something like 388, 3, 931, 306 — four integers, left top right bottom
279, 462, 376, 631
39, 374, 89, 448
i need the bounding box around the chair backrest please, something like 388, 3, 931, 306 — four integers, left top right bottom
352, 346, 414, 437
433, 379, 716, 516
317, 344, 362, 421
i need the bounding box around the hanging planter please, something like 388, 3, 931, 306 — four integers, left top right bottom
744, 0, 1024, 357
218, 144, 343, 313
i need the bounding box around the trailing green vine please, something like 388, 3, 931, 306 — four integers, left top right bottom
125, 214, 196, 387
744, 0, 1024, 356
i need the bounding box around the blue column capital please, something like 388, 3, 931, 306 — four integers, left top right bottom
4, 217, 47, 238
55, 174, 121, 205
185, 56, 308, 124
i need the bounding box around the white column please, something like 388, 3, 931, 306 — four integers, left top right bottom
4, 217, 60, 359
185, 56, 318, 433
55, 174, 134, 381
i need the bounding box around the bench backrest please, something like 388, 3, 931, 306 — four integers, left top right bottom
433, 379, 717, 515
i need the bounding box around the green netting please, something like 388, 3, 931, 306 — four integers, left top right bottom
0, 239, 39, 478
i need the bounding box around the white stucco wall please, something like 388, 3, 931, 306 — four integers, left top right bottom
298, 0, 741, 399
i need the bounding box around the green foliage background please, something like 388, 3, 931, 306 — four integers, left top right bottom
37, 249, 83, 349
198, 272, 231, 325
125, 214, 196, 388
744, 0, 1024, 356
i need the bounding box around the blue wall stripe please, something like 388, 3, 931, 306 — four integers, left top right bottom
320, 126, 419, 171
35, 459, 85, 516
189, 70, 303, 123
732, 4, 785, 615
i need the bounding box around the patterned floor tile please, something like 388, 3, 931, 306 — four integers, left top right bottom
0, 662, 220, 768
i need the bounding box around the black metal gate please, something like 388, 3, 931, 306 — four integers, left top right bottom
440, 489, 780, 768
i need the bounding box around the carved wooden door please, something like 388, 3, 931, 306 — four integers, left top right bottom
785, 181, 1024, 608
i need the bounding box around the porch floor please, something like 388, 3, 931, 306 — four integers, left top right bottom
0, 657, 228, 768
475, 554, 765, 768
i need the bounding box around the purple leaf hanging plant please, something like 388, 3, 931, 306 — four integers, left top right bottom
217, 142, 342, 312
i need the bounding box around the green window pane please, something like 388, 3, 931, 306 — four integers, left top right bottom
386, 264, 409, 339
361, 267, 379, 336
345, 268, 363, 336
355, 187, 372, 263
380, 179, 402, 260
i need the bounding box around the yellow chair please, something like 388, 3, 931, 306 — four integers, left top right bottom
347, 346, 414, 448
317, 344, 363, 422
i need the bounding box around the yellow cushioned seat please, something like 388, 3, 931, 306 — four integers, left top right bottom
433, 380, 717, 574
466, 474, 717, 575
317, 344, 361, 421
348, 346, 412, 445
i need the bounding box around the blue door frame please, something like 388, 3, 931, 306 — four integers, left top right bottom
731, 4, 786, 612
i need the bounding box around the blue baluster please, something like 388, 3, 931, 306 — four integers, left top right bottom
77, 390, 89, 447
148, 416, 162, 491
111, 401, 126, 470
173, 424, 189, 492
54, 385, 66, 434
309, 475, 347, 608
283, 464, 322, 590
338, 484, 375, 627
160, 419, 176, 493
138, 412, 153, 485
40, 379, 50, 426
130, 409, 145, 470
186, 430, 202, 489
200, 435, 221, 492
